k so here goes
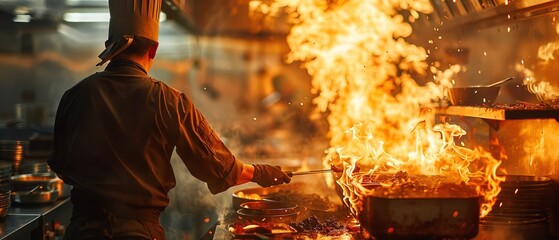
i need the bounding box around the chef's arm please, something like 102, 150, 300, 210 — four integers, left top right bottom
174, 93, 290, 193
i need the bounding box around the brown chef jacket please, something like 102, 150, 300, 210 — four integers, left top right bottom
47, 59, 243, 222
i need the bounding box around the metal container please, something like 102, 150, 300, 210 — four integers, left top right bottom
237, 207, 300, 223
11, 189, 59, 204
232, 185, 288, 210
54, 180, 72, 199
239, 200, 298, 215
10, 173, 59, 191
359, 196, 480, 239
447, 86, 501, 106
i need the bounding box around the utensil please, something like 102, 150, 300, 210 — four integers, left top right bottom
284, 169, 332, 177
473, 77, 514, 88
20, 185, 41, 195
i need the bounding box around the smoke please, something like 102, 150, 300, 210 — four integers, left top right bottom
161, 154, 233, 239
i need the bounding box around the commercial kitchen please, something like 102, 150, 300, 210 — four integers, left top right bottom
1, 0, 559, 239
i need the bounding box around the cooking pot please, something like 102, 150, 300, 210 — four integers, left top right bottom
359, 195, 481, 239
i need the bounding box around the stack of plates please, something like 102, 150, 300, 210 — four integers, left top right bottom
0, 187, 11, 218
12, 150, 52, 176
0, 162, 12, 190
0, 140, 27, 162
480, 175, 551, 239
14, 159, 52, 176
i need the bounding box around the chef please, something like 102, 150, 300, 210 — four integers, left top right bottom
47, 0, 291, 239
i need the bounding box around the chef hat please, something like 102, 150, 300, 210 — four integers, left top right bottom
97, 0, 162, 66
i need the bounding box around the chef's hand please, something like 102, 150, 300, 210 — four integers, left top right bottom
252, 164, 291, 187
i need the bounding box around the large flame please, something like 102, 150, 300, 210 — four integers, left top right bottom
251, 0, 503, 218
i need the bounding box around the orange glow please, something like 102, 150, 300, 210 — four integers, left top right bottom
253, 0, 503, 218
516, 23, 559, 104
453, 210, 459, 217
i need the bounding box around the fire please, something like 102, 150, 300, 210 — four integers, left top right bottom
516, 23, 559, 104
335, 120, 504, 216
251, 0, 503, 218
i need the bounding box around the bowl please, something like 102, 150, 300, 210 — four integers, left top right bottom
447, 86, 501, 106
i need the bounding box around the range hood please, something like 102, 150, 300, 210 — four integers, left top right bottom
0, 0, 290, 37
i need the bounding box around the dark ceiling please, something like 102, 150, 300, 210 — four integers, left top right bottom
0, 0, 290, 37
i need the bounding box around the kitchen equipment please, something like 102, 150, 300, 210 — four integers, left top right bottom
359, 195, 481, 239
285, 169, 332, 177
0, 140, 26, 163
54, 179, 72, 199
480, 175, 552, 239
237, 200, 301, 223
447, 77, 514, 106
232, 185, 286, 210
232, 182, 341, 214
239, 200, 298, 215
236, 209, 299, 223
11, 189, 59, 204
0, 188, 11, 218
0, 161, 12, 190
10, 173, 59, 192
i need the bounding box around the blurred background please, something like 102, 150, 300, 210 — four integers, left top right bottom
1, 0, 559, 239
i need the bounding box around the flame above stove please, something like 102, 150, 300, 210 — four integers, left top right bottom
251, 0, 504, 217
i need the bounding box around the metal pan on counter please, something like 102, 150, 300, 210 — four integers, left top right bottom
9, 173, 72, 203
232, 183, 340, 213
11, 189, 59, 204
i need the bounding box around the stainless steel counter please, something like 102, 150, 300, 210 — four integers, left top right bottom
0, 214, 41, 240
1, 198, 72, 240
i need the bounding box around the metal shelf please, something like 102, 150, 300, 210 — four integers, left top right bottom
437, 0, 559, 31
433, 105, 559, 121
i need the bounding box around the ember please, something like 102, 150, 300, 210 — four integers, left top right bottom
289, 215, 345, 233
228, 221, 294, 234
265, 189, 338, 212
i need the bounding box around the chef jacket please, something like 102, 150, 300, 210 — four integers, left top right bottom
48, 60, 243, 221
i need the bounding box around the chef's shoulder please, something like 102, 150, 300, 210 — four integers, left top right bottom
60, 72, 100, 96
149, 76, 193, 104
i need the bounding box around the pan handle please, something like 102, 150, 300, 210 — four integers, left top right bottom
284, 169, 333, 177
